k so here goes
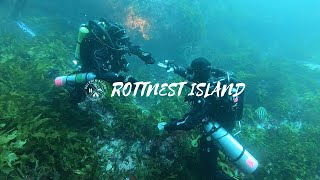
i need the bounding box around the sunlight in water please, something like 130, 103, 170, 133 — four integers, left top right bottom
126, 6, 151, 40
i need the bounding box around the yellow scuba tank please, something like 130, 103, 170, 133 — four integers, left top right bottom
74, 24, 89, 60
191, 135, 202, 147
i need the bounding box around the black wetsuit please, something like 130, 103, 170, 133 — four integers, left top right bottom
164, 67, 244, 180
70, 19, 154, 102
80, 20, 153, 85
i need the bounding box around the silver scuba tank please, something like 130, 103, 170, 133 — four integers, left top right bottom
204, 121, 258, 174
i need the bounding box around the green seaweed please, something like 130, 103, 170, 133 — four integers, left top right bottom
0, 30, 102, 179
1, 11, 320, 179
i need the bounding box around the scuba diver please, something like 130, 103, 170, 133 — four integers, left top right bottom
56, 18, 155, 103
157, 58, 257, 179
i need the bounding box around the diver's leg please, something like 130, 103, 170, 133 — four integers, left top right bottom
199, 136, 218, 180
199, 136, 235, 180
67, 84, 86, 103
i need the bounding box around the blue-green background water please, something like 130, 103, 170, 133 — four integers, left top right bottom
0, 0, 320, 179
2, 0, 320, 61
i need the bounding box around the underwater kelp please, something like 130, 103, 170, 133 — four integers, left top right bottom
241, 124, 320, 180
95, 86, 201, 179
0, 29, 102, 179
236, 57, 320, 179
0, 16, 206, 180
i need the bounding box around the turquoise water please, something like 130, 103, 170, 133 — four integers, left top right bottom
0, 0, 319, 179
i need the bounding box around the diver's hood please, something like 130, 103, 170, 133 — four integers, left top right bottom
88, 19, 129, 51
185, 66, 211, 83
105, 21, 130, 50
186, 58, 212, 83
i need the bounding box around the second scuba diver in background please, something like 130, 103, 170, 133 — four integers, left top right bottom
55, 18, 155, 103
157, 58, 258, 179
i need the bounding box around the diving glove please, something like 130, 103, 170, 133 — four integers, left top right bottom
140, 52, 155, 64
157, 60, 176, 72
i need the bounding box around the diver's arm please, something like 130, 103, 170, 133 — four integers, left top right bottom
128, 42, 143, 56
172, 66, 188, 78
164, 116, 200, 131
164, 101, 207, 131
128, 42, 155, 64
162, 60, 188, 78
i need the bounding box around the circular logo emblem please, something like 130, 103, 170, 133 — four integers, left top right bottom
84, 79, 108, 101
